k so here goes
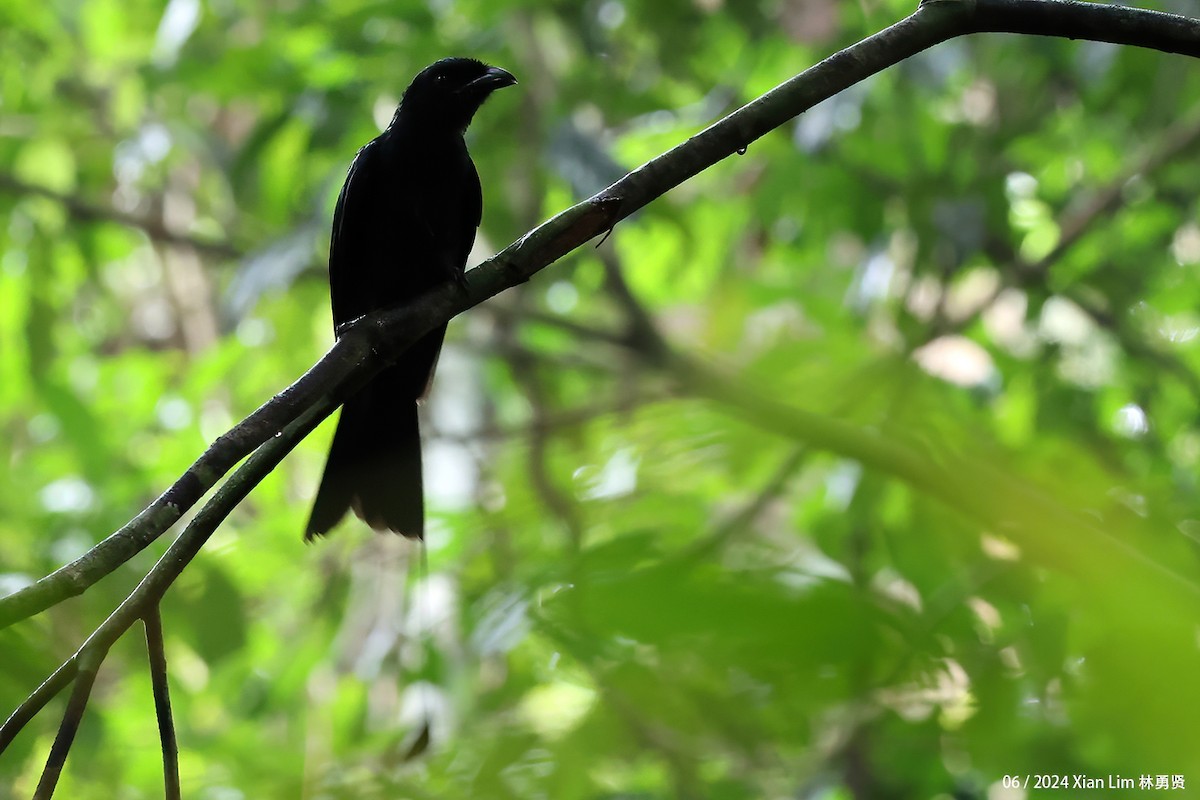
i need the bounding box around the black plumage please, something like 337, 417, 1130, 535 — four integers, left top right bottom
306, 58, 516, 540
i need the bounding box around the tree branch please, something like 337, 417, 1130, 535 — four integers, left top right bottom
920, 107, 1200, 401
0, 402, 330, 758
0, 174, 243, 259
31, 655, 100, 799
956, 0, 1200, 54
143, 606, 180, 800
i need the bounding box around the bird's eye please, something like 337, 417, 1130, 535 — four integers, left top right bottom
435, 74, 446, 84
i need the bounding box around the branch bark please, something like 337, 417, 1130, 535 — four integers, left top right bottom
0, 401, 329, 756
144, 606, 181, 800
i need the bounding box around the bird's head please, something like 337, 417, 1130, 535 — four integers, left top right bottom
396, 58, 517, 132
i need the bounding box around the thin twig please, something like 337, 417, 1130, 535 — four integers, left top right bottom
144, 606, 180, 800
32, 651, 104, 799
482, 302, 633, 348
679, 445, 811, 564
505, 349, 585, 547
597, 245, 669, 365
427, 393, 669, 445
0, 401, 332, 757
928, 107, 1200, 337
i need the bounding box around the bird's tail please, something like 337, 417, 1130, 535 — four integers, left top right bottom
305, 390, 424, 540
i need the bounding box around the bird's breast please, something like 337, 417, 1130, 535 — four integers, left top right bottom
374, 143, 478, 298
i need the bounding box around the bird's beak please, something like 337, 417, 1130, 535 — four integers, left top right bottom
462, 66, 518, 94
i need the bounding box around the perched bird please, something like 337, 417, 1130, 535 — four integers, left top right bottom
305, 58, 517, 540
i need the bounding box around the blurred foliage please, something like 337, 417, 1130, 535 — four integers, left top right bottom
3, 0, 1200, 797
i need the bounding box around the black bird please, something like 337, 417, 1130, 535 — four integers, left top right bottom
305, 58, 517, 540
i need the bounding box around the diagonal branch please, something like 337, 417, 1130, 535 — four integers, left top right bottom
0, 401, 331, 758
1023, 110, 1200, 278
143, 607, 180, 800
0, 328, 372, 628
32, 648, 104, 799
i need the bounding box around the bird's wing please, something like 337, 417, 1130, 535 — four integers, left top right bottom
328, 139, 444, 329
458, 156, 483, 269
328, 141, 380, 329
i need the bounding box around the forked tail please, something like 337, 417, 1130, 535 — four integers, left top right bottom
305, 391, 424, 539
